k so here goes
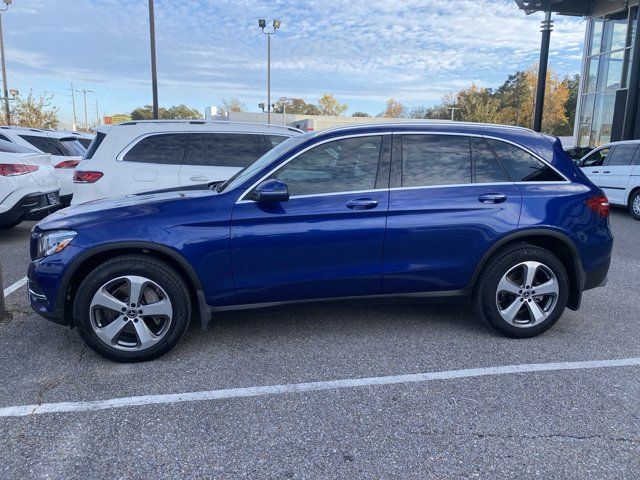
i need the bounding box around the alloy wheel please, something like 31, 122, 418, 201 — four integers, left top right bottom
633, 195, 640, 217
89, 275, 173, 351
495, 261, 559, 328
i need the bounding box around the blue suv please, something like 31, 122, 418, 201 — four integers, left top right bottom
28, 123, 613, 361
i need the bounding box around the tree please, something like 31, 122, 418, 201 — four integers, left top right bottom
272, 97, 321, 115
317, 94, 348, 116
167, 104, 202, 119
130, 104, 202, 120
495, 71, 532, 126
455, 84, 502, 124
380, 98, 406, 118
351, 112, 370, 117
559, 74, 580, 136
10, 90, 59, 129
218, 98, 246, 116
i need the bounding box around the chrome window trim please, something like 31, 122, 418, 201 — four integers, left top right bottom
237, 132, 392, 203
237, 130, 570, 203
116, 130, 288, 163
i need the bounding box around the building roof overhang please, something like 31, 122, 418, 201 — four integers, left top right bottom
513, 0, 593, 16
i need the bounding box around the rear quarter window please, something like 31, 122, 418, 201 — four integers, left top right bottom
83, 132, 106, 160
486, 139, 564, 182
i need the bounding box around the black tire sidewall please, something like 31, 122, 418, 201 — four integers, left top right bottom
476, 244, 569, 338
629, 191, 640, 220
74, 255, 191, 362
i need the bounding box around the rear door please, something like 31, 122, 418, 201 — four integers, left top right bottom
599, 143, 639, 205
119, 133, 187, 192
179, 133, 262, 187
383, 134, 522, 294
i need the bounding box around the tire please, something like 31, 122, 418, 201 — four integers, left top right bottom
0, 220, 21, 230
629, 190, 640, 221
73, 255, 191, 362
474, 243, 569, 338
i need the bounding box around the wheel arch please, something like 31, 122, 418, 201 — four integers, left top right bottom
58, 242, 210, 328
470, 229, 584, 310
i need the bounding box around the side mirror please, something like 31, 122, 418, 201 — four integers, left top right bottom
250, 179, 289, 203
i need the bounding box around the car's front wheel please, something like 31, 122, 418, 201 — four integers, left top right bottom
629, 190, 640, 221
73, 255, 191, 362
474, 243, 569, 338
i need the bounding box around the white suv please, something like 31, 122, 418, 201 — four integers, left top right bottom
71, 120, 301, 205
0, 140, 60, 229
579, 140, 640, 220
0, 126, 85, 206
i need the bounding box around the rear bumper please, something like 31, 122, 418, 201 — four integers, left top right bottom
0, 191, 60, 227
583, 259, 610, 291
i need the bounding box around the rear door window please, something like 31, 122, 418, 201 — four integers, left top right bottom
123, 133, 188, 164
605, 144, 638, 166
183, 133, 262, 167
399, 134, 472, 187
266, 135, 289, 149
486, 139, 564, 182
471, 138, 509, 183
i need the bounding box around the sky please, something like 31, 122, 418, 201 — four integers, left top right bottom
4, 0, 587, 124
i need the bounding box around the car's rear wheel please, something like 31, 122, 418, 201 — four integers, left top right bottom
74, 255, 191, 362
474, 243, 569, 337
629, 190, 640, 220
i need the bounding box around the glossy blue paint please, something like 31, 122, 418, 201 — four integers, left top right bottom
28, 123, 613, 325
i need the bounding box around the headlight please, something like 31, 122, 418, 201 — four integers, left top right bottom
37, 230, 76, 258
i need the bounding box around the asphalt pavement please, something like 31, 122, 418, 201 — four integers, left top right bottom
0, 209, 638, 479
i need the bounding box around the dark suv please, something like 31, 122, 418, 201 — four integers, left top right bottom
28, 123, 613, 361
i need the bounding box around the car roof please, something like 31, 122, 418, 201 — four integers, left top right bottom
111, 119, 303, 135
595, 139, 640, 149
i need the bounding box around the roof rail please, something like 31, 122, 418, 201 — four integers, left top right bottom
116, 119, 303, 133
317, 120, 535, 136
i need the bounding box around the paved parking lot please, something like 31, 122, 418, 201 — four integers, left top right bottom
1, 210, 639, 479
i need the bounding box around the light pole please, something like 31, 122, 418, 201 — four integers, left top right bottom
148, 0, 159, 119
259, 18, 280, 124
0, 0, 13, 125
76, 88, 94, 130
448, 106, 459, 122
533, 11, 553, 132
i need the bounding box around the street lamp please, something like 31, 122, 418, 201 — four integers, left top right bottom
148, 0, 159, 119
259, 18, 280, 124
0, 0, 13, 125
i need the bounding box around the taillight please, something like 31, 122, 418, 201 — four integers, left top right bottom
0, 164, 38, 176
55, 160, 80, 169
73, 171, 103, 183
586, 194, 610, 217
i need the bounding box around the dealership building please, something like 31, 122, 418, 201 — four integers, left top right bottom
516, 0, 640, 147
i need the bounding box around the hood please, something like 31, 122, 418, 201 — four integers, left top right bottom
37, 189, 218, 230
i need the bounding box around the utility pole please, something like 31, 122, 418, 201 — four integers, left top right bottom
449, 106, 459, 122
76, 88, 94, 130
148, 0, 159, 119
0, 4, 11, 126
533, 11, 553, 132
69, 82, 78, 130
95, 99, 100, 126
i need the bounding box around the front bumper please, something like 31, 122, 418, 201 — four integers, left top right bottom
0, 191, 60, 227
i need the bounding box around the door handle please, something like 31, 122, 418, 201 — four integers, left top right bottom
189, 175, 209, 182
346, 198, 378, 210
602, 171, 611, 174
592, 170, 599, 173
478, 193, 507, 204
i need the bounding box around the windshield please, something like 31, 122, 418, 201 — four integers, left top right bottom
218, 133, 311, 192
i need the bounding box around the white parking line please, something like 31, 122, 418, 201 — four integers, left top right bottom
3, 276, 28, 298
1, 356, 639, 418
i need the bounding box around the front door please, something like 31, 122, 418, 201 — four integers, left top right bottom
383, 134, 523, 294
599, 143, 638, 205
231, 134, 391, 304
579, 146, 611, 188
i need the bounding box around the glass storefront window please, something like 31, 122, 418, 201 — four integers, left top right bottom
602, 12, 629, 51
590, 18, 604, 54
605, 50, 625, 90
586, 57, 599, 92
